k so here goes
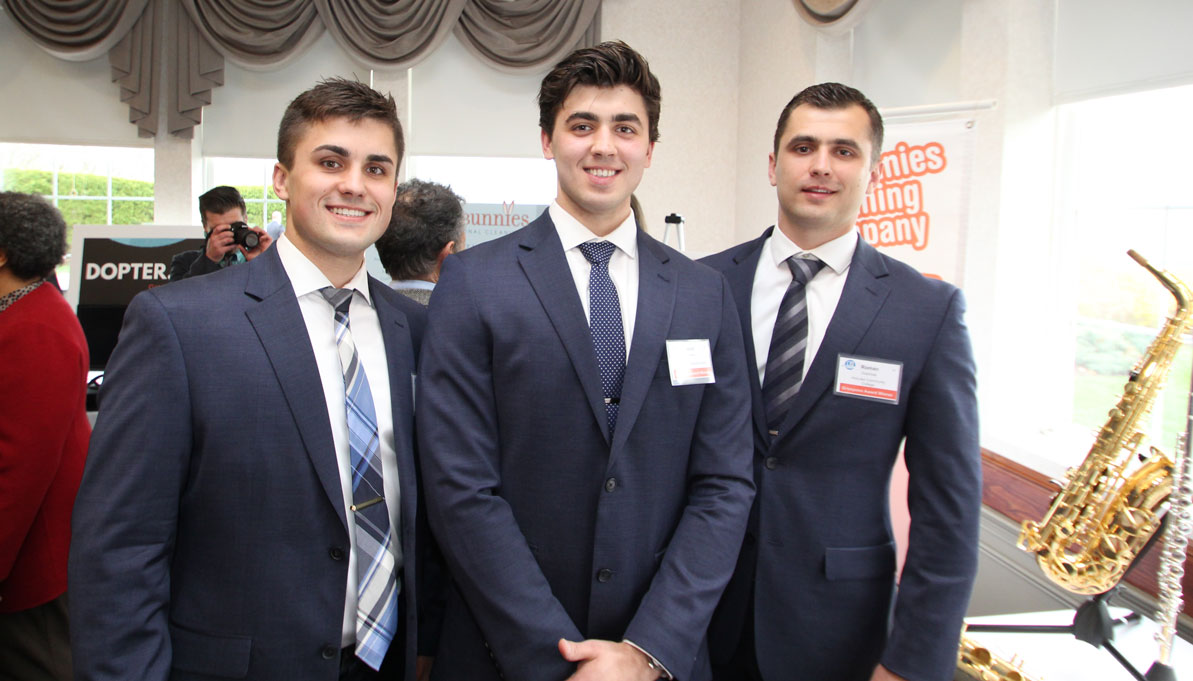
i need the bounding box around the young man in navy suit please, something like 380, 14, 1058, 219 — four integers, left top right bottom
417, 41, 755, 681
70, 78, 434, 681
702, 83, 980, 681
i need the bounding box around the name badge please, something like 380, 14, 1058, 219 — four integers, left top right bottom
834, 354, 901, 404
666, 339, 715, 386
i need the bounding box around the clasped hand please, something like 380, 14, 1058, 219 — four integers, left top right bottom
558, 638, 661, 681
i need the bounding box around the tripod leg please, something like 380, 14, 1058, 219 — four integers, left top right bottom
1105, 640, 1148, 681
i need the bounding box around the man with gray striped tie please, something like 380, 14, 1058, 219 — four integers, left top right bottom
701, 82, 981, 681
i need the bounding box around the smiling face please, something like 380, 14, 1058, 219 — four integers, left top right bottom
769, 103, 880, 249
542, 84, 654, 237
273, 116, 399, 285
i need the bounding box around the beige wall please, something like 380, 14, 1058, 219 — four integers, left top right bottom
601, 0, 742, 255
734, 0, 818, 247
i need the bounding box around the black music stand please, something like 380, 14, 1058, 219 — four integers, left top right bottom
964, 521, 1168, 681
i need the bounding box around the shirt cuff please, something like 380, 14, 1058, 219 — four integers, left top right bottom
622, 639, 673, 680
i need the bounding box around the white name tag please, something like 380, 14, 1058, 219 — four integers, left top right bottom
834, 354, 902, 404
666, 339, 715, 385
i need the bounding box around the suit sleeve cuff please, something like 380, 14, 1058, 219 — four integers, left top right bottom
622, 639, 673, 680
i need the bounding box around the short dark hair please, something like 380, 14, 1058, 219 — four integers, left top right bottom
538, 40, 661, 143
773, 82, 884, 164
0, 192, 67, 280
374, 179, 465, 281
276, 77, 404, 170
198, 186, 246, 228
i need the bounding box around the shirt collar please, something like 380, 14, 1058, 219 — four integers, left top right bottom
391, 279, 435, 291
0, 280, 44, 314
276, 235, 373, 306
550, 202, 638, 260
768, 227, 857, 275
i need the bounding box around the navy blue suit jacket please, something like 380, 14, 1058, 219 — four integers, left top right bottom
417, 213, 755, 681
70, 246, 430, 681
701, 229, 980, 681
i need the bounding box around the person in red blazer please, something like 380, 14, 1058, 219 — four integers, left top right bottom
0, 191, 91, 680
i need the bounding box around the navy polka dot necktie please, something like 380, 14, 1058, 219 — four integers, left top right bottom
579, 241, 625, 437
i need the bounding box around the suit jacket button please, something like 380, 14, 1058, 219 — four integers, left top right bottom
320, 644, 338, 660
329, 546, 345, 561
764, 456, 779, 470
597, 568, 613, 583
604, 477, 617, 492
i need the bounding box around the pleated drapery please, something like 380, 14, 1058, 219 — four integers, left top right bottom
4, 0, 151, 60
456, 0, 599, 72
3, 0, 600, 138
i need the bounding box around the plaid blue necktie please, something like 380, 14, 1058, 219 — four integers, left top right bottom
579, 242, 625, 436
320, 287, 398, 671
761, 256, 826, 437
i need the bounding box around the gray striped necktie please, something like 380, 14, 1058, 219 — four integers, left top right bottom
762, 256, 826, 437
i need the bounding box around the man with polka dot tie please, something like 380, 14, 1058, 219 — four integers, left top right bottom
418, 41, 755, 681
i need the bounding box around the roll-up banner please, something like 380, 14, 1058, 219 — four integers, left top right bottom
858, 118, 975, 285
463, 202, 548, 247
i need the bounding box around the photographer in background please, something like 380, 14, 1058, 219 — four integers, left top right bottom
169, 186, 272, 281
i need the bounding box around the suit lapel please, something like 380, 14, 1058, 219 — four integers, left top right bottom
609, 233, 676, 459
774, 237, 891, 441
722, 230, 770, 444
244, 248, 347, 530
516, 215, 609, 442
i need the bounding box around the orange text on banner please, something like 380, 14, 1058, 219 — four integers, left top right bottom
857, 141, 948, 251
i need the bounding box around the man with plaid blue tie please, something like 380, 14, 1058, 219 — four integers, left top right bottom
418, 42, 755, 681
71, 78, 437, 681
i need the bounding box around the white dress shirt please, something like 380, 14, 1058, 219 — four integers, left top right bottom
551, 202, 639, 359
275, 236, 403, 647
751, 228, 858, 384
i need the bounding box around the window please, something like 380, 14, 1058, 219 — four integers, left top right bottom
1059, 84, 1193, 462
406, 156, 556, 206
0, 142, 155, 288
203, 157, 286, 227
994, 84, 1193, 475
0, 142, 155, 226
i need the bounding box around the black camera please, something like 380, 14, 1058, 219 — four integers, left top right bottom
228, 221, 260, 250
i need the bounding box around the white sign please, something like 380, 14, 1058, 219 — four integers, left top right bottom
856, 118, 975, 285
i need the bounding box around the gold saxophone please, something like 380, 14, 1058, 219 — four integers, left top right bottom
1018, 250, 1193, 594
956, 631, 1039, 681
